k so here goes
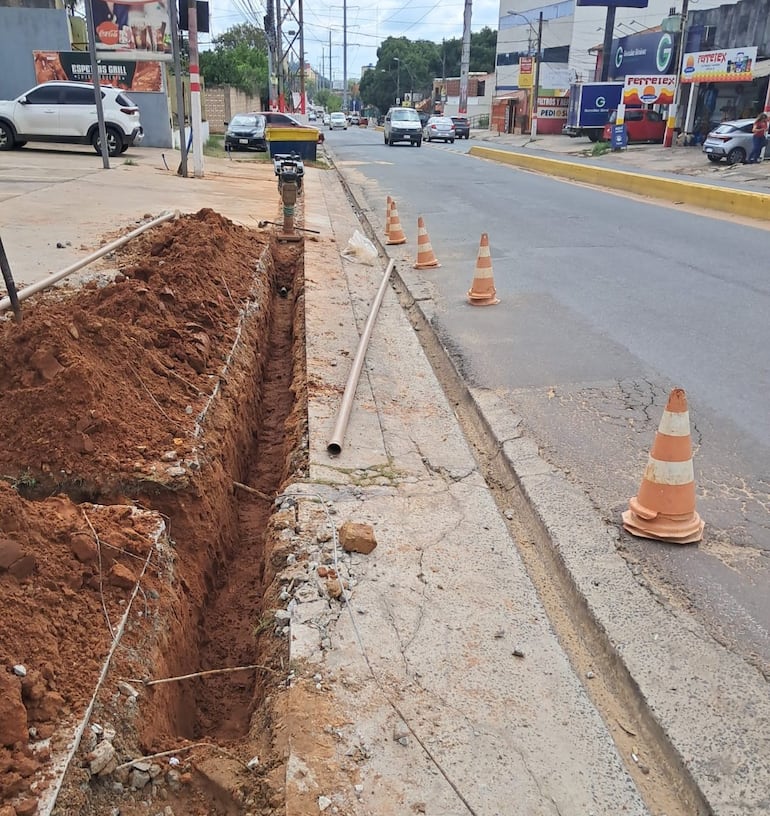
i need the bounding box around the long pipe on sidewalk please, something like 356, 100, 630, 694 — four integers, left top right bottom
327, 259, 395, 456
0, 210, 178, 314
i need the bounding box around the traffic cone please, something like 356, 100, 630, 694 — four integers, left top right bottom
386, 200, 407, 245
385, 196, 392, 238
413, 216, 441, 269
466, 233, 499, 306
622, 387, 704, 544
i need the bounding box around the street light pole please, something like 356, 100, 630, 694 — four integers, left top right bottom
394, 57, 400, 105
531, 11, 543, 136
506, 10, 542, 136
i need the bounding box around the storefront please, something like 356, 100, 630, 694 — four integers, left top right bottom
678, 47, 770, 142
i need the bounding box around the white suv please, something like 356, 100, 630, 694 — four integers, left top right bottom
383, 107, 422, 147
0, 81, 144, 157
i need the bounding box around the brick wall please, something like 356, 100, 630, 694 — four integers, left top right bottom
206, 86, 259, 132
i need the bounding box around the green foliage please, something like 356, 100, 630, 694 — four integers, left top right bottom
314, 89, 341, 113
591, 140, 611, 156
359, 29, 498, 114
200, 24, 268, 97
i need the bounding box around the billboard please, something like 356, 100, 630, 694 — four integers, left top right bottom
622, 74, 675, 106
92, 0, 172, 62
33, 51, 163, 93
577, 0, 649, 7
680, 47, 757, 83
609, 31, 677, 79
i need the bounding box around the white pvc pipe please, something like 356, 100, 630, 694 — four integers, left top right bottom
0, 210, 179, 314
327, 259, 395, 456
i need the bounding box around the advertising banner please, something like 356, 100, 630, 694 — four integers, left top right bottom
92, 0, 172, 62
622, 74, 676, 106
33, 51, 163, 93
609, 31, 677, 79
681, 47, 757, 83
536, 97, 568, 119
518, 57, 533, 89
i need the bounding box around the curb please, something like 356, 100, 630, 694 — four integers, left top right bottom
468, 144, 770, 222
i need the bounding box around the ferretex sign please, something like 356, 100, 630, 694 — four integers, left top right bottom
681, 47, 757, 83
622, 75, 675, 106
609, 31, 677, 79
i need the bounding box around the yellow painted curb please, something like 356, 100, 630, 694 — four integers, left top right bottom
468, 145, 770, 222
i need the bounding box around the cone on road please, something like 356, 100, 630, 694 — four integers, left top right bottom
622, 387, 704, 544
413, 216, 441, 269
467, 233, 499, 306
385, 196, 393, 237
386, 200, 407, 245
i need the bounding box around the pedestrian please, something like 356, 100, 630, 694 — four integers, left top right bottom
746, 112, 768, 163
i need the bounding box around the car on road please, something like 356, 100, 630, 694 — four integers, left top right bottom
451, 115, 470, 139
224, 113, 267, 152
260, 111, 324, 143
423, 115, 455, 143
349, 113, 360, 126
308, 110, 317, 121
329, 111, 347, 130
322, 112, 330, 126
0, 81, 143, 156
384, 107, 422, 146
601, 108, 666, 143
702, 118, 756, 164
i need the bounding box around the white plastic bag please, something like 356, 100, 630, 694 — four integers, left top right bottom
341, 230, 378, 266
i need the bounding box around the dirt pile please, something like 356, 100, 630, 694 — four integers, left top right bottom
0, 209, 267, 493
0, 484, 165, 808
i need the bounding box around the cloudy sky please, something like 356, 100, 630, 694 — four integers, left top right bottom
204, 0, 503, 80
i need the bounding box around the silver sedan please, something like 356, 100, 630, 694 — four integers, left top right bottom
423, 116, 456, 143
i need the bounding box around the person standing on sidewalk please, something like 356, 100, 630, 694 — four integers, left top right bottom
747, 112, 768, 163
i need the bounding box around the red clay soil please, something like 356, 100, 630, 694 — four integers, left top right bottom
0, 210, 274, 814
0, 486, 165, 806
0, 209, 267, 492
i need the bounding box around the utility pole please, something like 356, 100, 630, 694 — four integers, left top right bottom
343, 0, 348, 112
84, 0, 109, 169
664, 0, 690, 147
187, 0, 204, 177
329, 31, 332, 93
169, 0, 187, 174
275, 0, 283, 111
531, 11, 543, 137
299, 0, 305, 112
264, 3, 276, 111
458, 0, 472, 114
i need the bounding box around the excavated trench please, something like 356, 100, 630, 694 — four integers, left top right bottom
0, 210, 309, 816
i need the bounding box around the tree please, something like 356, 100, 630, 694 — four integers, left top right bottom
199, 24, 268, 97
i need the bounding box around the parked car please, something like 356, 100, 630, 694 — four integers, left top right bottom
423, 115, 455, 143
383, 107, 422, 146
359, 116, 369, 127
702, 118, 755, 164
601, 108, 666, 143
224, 113, 266, 151
261, 111, 324, 143
329, 111, 347, 130
0, 81, 143, 156
451, 115, 470, 139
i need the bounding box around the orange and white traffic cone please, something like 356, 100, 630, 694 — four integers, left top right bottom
386, 200, 407, 245
413, 216, 441, 269
385, 196, 392, 238
622, 387, 704, 544
467, 233, 499, 306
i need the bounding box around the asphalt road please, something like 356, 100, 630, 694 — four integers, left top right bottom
326, 126, 770, 678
